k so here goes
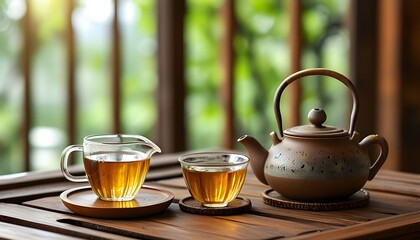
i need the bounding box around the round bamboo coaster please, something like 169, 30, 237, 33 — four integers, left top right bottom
179, 196, 252, 215
263, 189, 369, 211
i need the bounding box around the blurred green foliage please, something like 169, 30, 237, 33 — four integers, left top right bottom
186, 0, 349, 150
0, 0, 349, 174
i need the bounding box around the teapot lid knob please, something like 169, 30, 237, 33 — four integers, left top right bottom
284, 107, 347, 137
308, 108, 327, 127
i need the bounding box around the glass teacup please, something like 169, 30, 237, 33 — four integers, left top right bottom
60, 134, 161, 201
178, 152, 249, 208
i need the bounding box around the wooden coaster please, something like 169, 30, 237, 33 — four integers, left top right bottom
263, 189, 369, 211
60, 185, 174, 219
179, 196, 252, 215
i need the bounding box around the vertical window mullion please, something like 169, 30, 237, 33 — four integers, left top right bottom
288, 0, 302, 126
66, 0, 76, 146
221, 0, 235, 149
156, 0, 186, 153
112, 0, 121, 133
22, 0, 32, 171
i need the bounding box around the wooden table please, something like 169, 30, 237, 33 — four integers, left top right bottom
0, 152, 419, 239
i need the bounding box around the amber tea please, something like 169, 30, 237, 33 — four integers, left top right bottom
84, 151, 150, 201
179, 152, 249, 207
182, 167, 247, 207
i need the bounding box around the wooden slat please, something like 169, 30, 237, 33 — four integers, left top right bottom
21, 0, 32, 171
112, 0, 121, 133
66, 0, 76, 149
0, 222, 79, 240
22, 200, 325, 239
30, 202, 322, 239
0, 204, 134, 239
399, 0, 420, 173
220, 0, 235, 149
0, 203, 285, 239
288, 0, 302, 126
349, 0, 378, 138
377, 0, 401, 170
288, 211, 420, 240
374, 169, 420, 184
156, 0, 186, 152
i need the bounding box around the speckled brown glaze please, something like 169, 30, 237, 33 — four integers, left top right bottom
264, 133, 370, 181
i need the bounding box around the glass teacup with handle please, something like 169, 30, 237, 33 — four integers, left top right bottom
61, 134, 161, 201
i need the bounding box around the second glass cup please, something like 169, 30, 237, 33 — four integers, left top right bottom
179, 152, 249, 208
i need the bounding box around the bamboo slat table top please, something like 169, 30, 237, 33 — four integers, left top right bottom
0, 152, 419, 239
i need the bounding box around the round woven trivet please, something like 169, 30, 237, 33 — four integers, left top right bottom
179, 196, 252, 215
263, 189, 369, 211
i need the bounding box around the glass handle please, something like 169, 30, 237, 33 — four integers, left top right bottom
60, 145, 87, 182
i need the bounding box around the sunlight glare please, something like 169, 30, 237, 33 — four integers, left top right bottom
6, 0, 26, 20
120, 0, 139, 24
86, 0, 113, 23
252, 14, 274, 34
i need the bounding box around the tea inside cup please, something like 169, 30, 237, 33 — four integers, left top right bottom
83, 151, 150, 201
178, 152, 249, 208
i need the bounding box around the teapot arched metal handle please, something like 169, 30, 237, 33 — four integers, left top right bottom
274, 68, 359, 139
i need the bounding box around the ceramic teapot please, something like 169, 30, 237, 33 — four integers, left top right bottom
238, 68, 388, 201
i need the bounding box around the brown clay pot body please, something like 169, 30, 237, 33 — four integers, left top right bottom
264, 133, 370, 200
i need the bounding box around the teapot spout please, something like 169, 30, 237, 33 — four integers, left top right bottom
237, 135, 268, 185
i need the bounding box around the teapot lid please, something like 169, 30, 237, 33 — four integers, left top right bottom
284, 108, 348, 138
